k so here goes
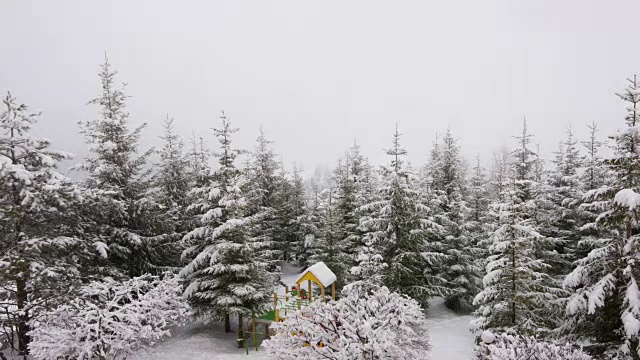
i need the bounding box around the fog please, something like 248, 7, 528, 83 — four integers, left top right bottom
1, 0, 638, 174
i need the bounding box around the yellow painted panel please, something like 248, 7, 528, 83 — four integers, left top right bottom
296, 272, 323, 288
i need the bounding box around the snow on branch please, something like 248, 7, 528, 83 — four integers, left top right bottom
475, 331, 592, 360
263, 286, 431, 359
28, 274, 190, 360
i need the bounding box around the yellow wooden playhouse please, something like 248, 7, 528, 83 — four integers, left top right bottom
248, 262, 337, 351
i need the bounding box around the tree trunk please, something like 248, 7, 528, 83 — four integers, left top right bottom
237, 313, 244, 348
16, 277, 29, 357
224, 313, 231, 333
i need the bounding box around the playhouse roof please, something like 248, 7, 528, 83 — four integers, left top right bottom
293, 262, 337, 287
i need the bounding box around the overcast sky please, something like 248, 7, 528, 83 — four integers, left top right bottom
1, 1, 638, 175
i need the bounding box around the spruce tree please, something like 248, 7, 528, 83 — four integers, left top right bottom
468, 155, 491, 309
289, 162, 309, 264
180, 111, 271, 345
563, 76, 640, 358
468, 154, 490, 249
78, 56, 170, 277
0, 92, 89, 354
244, 127, 287, 280
333, 141, 376, 282
539, 126, 584, 277
573, 122, 613, 262
360, 126, 445, 308
311, 175, 348, 290
472, 120, 561, 336
435, 129, 482, 313
488, 146, 511, 202
153, 116, 192, 234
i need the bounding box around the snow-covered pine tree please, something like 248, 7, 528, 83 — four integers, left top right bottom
419, 134, 450, 290
563, 76, 640, 359
572, 122, 614, 262
180, 111, 271, 346
188, 133, 212, 189
298, 178, 324, 267
244, 127, 282, 276
472, 119, 561, 336
360, 125, 445, 308
270, 162, 308, 267
288, 162, 309, 265
311, 174, 348, 291
78, 56, 172, 277
153, 116, 192, 235
581, 122, 609, 193
349, 143, 383, 286
434, 129, 482, 313
539, 126, 585, 277
334, 152, 359, 276
266, 163, 305, 270
467, 155, 491, 306
469, 155, 490, 233
333, 141, 379, 283
0, 92, 89, 355
488, 146, 511, 202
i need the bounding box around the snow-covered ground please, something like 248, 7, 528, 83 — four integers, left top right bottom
427, 298, 475, 360
131, 322, 269, 360
133, 298, 475, 360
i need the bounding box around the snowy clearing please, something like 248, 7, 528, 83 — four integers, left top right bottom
131, 298, 474, 360
427, 298, 475, 360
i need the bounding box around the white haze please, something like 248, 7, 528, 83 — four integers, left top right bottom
1, 0, 638, 174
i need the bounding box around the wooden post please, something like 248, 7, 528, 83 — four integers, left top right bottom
252, 311, 256, 348
308, 280, 312, 302
331, 283, 336, 301
285, 285, 289, 302
275, 308, 279, 322
264, 323, 270, 339
237, 313, 244, 348
321, 286, 326, 302
297, 298, 301, 310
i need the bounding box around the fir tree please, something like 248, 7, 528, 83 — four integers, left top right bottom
0, 92, 88, 354
581, 122, 609, 192
472, 120, 561, 336
468, 155, 491, 249
78, 56, 171, 277
360, 125, 445, 308
539, 126, 584, 277
488, 146, 511, 202
180, 111, 271, 346
153, 116, 192, 234
563, 76, 640, 359
311, 177, 348, 291
244, 127, 287, 281
289, 162, 309, 264
573, 122, 613, 262
435, 129, 482, 313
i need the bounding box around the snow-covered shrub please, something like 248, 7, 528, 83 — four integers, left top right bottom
262, 285, 431, 359
475, 331, 592, 360
28, 274, 190, 360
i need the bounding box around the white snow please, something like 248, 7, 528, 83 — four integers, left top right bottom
481, 330, 496, 344
131, 322, 269, 360
426, 298, 475, 360
614, 188, 640, 210
131, 297, 475, 360
278, 262, 304, 289
291, 262, 337, 288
